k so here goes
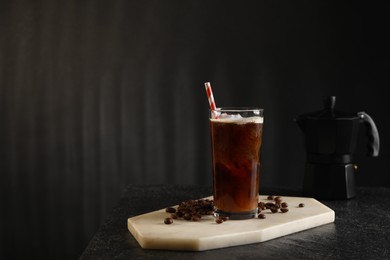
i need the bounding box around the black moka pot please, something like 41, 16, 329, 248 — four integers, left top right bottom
295, 96, 380, 199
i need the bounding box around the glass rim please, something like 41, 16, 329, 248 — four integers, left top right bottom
210, 107, 264, 112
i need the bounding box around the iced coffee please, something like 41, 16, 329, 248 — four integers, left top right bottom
210, 108, 264, 219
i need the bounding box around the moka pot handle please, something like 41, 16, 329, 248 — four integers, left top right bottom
358, 112, 380, 157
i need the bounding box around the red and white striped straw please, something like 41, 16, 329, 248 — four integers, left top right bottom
204, 82, 218, 119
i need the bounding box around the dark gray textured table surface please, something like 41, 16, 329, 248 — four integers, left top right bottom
80, 185, 390, 259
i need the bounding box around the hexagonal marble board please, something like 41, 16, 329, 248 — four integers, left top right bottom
127, 195, 334, 251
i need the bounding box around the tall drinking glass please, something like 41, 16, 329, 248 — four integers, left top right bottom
209, 107, 264, 220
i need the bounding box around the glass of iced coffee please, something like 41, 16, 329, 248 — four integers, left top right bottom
209, 108, 264, 220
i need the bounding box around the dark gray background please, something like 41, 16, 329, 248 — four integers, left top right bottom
1, 1, 389, 259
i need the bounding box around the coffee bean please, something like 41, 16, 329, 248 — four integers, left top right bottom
265, 202, 275, 209
165, 207, 176, 213
267, 195, 274, 200
281, 208, 289, 213
171, 213, 178, 219
270, 207, 278, 213
258, 213, 266, 219
274, 196, 282, 203
183, 213, 192, 221
299, 203, 305, 208
215, 218, 223, 224
281, 202, 288, 208
258, 202, 265, 210
192, 216, 201, 221
164, 218, 173, 224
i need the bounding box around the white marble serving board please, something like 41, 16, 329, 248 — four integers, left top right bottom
127, 195, 335, 251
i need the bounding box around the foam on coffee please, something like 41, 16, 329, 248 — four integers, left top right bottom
210, 113, 263, 124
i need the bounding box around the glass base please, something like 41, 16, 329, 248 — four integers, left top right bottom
214, 208, 258, 220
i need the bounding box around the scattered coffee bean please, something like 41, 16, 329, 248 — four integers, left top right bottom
183, 213, 192, 221
258, 196, 295, 216
164, 218, 173, 224
265, 202, 275, 209
192, 216, 201, 221
258, 202, 265, 210
165, 207, 176, 213
280, 208, 289, 213
164, 198, 215, 223
164, 197, 299, 224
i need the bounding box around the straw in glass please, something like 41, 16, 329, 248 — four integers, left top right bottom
204, 82, 218, 119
